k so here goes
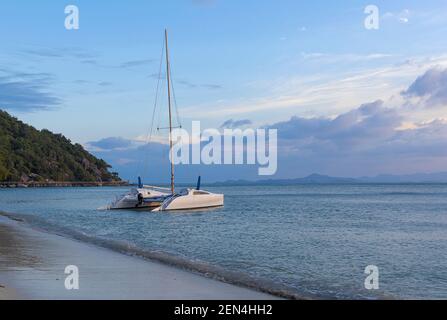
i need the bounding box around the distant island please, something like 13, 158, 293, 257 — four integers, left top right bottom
210, 173, 447, 186
0, 110, 126, 187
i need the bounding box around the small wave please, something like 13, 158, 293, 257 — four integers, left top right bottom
0, 211, 25, 222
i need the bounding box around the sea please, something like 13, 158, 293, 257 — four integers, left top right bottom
1, 184, 446, 299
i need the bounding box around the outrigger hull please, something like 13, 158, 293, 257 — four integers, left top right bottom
153, 189, 224, 211
109, 187, 170, 210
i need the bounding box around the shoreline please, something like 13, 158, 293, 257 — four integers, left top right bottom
0, 285, 18, 300
0, 215, 280, 300
0, 181, 129, 188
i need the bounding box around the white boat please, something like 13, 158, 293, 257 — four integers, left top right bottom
154, 182, 224, 212
153, 30, 224, 211
108, 29, 224, 211
109, 185, 170, 210
154, 189, 224, 211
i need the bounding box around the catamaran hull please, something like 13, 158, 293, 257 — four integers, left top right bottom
109, 187, 170, 210
110, 199, 163, 210
154, 191, 224, 211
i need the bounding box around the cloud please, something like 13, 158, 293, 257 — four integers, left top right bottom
399, 17, 409, 23
88, 137, 134, 150
220, 119, 253, 129
91, 141, 171, 182
0, 74, 61, 112
149, 73, 165, 80
73, 80, 90, 85
270, 100, 402, 149
81, 59, 99, 65
177, 79, 222, 90
300, 52, 394, 63
120, 59, 154, 68
402, 67, 447, 106
177, 80, 197, 88
22, 48, 65, 58
20, 47, 154, 70
92, 140, 259, 182
264, 100, 447, 177
78, 59, 154, 69
98, 81, 113, 87
91, 68, 447, 180
383, 9, 411, 24
183, 54, 447, 119
21, 47, 96, 60
8, 72, 54, 82
201, 84, 223, 90
115, 158, 137, 166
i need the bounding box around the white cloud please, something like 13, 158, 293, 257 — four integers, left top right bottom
300, 52, 395, 62
181, 55, 447, 123
134, 134, 170, 145
383, 9, 411, 24
399, 17, 409, 24
92, 67, 447, 179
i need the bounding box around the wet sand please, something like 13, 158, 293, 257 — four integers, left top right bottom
0, 216, 278, 300
0, 285, 18, 300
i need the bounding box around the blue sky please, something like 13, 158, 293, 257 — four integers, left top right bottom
1, 1, 447, 182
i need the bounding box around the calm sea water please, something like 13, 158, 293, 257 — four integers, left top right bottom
1, 184, 446, 299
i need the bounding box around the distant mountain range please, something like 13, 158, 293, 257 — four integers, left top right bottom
358, 172, 447, 183
210, 173, 447, 186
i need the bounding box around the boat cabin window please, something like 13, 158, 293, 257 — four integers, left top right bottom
193, 191, 208, 195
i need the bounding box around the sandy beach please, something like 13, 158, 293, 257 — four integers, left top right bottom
0, 216, 277, 300
0, 285, 17, 300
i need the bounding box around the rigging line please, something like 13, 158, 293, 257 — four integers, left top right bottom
156, 74, 167, 131
141, 38, 165, 179
147, 39, 166, 145
167, 57, 182, 128
171, 76, 182, 128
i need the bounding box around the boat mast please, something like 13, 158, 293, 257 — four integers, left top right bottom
165, 29, 175, 195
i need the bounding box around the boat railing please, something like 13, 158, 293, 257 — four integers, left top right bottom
143, 185, 172, 192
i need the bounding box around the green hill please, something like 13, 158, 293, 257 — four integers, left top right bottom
0, 110, 121, 183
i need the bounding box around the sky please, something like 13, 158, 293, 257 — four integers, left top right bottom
1, 0, 447, 182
